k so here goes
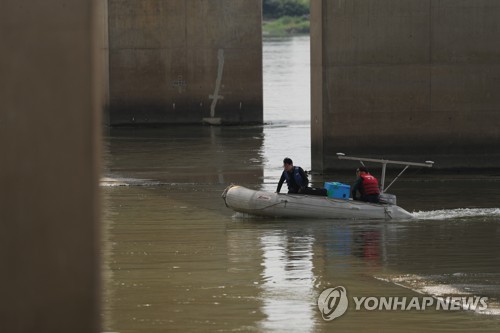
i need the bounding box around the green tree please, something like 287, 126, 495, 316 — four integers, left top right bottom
263, 0, 309, 19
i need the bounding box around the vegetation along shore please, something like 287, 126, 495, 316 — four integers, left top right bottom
262, 0, 310, 36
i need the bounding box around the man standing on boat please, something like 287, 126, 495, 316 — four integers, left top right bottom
352, 166, 380, 203
276, 158, 309, 194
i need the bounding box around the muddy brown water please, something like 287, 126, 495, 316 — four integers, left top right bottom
101, 36, 500, 332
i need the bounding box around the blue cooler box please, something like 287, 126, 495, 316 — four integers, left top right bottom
324, 182, 350, 200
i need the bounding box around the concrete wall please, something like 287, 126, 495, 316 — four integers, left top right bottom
0, 0, 104, 332
311, 0, 500, 171
108, 0, 263, 125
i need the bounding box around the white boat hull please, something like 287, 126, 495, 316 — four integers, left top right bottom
222, 185, 415, 220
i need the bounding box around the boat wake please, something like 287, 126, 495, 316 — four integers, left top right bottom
375, 273, 500, 316
100, 176, 161, 187
412, 208, 500, 220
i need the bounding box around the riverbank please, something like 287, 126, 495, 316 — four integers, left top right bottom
263, 16, 310, 36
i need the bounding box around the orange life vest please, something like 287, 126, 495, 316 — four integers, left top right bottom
360, 174, 380, 195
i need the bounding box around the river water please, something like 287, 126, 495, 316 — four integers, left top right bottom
101, 36, 500, 332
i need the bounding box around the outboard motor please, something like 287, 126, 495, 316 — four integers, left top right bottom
379, 193, 397, 205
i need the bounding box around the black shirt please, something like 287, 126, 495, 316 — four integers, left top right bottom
276, 166, 309, 193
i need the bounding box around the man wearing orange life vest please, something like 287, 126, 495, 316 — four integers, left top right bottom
351, 166, 381, 203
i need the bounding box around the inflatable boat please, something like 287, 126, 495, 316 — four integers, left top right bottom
222, 153, 434, 221
222, 185, 415, 220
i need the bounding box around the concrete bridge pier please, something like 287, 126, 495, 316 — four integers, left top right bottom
311, 0, 500, 171
108, 0, 263, 125
0, 1, 105, 332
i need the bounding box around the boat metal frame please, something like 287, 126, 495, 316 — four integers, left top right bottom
336, 153, 434, 193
